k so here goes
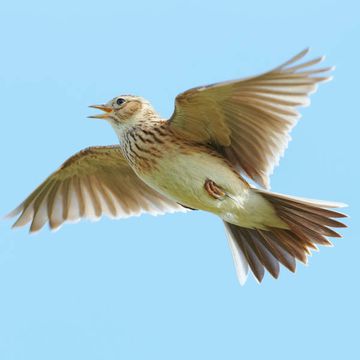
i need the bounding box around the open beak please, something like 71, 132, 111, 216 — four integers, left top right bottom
88, 104, 113, 119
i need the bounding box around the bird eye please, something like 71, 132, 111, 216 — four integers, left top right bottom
116, 98, 126, 106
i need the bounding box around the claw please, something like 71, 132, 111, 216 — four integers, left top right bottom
204, 179, 226, 200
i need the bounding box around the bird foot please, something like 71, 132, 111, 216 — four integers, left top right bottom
204, 179, 226, 200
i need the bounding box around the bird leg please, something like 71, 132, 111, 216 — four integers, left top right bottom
204, 179, 226, 200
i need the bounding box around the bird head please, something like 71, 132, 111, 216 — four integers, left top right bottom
89, 95, 159, 132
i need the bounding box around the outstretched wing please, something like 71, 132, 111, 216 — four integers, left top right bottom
169, 48, 333, 188
7, 145, 185, 233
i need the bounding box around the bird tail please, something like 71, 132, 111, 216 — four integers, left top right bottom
224, 190, 347, 285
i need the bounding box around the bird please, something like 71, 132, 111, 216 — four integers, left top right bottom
6, 48, 347, 285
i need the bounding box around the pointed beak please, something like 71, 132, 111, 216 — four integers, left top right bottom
88, 104, 113, 119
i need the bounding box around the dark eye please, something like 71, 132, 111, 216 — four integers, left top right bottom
116, 98, 126, 106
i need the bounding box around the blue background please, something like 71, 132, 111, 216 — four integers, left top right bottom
1, 1, 359, 359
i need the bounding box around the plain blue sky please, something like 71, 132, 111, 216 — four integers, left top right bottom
1, 0, 359, 359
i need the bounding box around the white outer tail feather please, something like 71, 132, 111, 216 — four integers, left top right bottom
224, 191, 347, 285
224, 223, 249, 285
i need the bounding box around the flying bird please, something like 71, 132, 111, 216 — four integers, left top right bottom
7, 49, 347, 285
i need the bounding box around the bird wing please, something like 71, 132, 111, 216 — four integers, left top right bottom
7, 145, 186, 233
168, 48, 333, 188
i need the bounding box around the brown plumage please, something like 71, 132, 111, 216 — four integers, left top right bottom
224, 191, 346, 283
7, 49, 347, 285
8, 146, 186, 232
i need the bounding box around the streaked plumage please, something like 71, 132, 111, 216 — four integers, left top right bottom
7, 49, 347, 285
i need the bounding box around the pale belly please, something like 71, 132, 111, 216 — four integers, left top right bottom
132, 148, 279, 228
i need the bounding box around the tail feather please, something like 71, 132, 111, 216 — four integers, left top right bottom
225, 226, 249, 285
282, 206, 345, 228
239, 230, 266, 282
257, 230, 296, 272
270, 229, 310, 261
224, 191, 347, 285
245, 230, 280, 279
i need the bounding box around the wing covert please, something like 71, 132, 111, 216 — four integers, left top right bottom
169, 49, 333, 188
7, 145, 185, 232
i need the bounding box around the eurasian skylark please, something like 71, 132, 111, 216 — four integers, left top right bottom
7, 49, 347, 285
